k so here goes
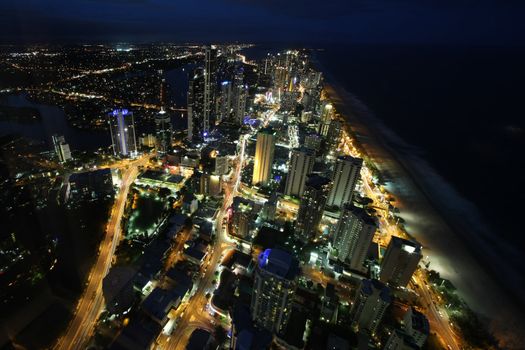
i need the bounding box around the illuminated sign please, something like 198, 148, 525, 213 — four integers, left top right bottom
112, 109, 129, 116
258, 249, 272, 268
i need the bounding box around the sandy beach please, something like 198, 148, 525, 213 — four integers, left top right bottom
322, 80, 525, 347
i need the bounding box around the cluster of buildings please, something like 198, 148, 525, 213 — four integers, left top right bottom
215, 49, 431, 350
60, 46, 433, 350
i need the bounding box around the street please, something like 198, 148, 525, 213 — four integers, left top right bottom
54, 155, 151, 350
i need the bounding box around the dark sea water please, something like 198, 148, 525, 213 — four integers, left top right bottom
0, 94, 110, 151
315, 45, 525, 248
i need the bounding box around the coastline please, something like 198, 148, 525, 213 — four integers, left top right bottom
319, 72, 525, 346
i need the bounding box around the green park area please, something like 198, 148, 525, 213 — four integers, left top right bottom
126, 189, 169, 240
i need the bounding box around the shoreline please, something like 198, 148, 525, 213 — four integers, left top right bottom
319, 74, 525, 346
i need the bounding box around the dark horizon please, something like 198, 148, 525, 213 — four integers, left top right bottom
1, 0, 525, 46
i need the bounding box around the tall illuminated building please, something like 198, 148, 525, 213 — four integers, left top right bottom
159, 76, 168, 108
232, 67, 247, 124
380, 237, 422, 287
327, 155, 363, 208
350, 279, 391, 335
251, 248, 299, 334
296, 174, 331, 241
326, 119, 342, 150
231, 197, 256, 239
333, 204, 376, 273
187, 68, 205, 141
284, 147, 315, 197
203, 45, 217, 134
108, 109, 137, 157
252, 128, 276, 186
318, 102, 333, 136
155, 109, 172, 154
217, 81, 232, 123
52, 134, 72, 163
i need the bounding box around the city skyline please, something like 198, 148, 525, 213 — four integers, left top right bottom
1, 3, 524, 348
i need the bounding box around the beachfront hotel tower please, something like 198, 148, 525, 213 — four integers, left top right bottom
284, 147, 315, 197
251, 248, 299, 334
296, 174, 332, 242
327, 155, 363, 208
319, 102, 333, 136
380, 236, 423, 287
108, 109, 137, 157
333, 203, 377, 273
252, 128, 276, 186
350, 279, 392, 335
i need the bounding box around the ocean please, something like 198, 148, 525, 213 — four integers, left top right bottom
315, 45, 525, 245
314, 45, 525, 341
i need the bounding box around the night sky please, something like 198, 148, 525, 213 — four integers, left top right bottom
1, 0, 524, 45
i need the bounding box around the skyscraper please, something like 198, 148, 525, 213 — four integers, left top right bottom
52, 134, 72, 163
333, 204, 377, 273
231, 197, 256, 239
108, 109, 137, 157
318, 102, 333, 136
384, 307, 430, 349
403, 307, 430, 347
231, 66, 247, 124
251, 248, 299, 334
380, 237, 422, 287
284, 147, 315, 197
296, 174, 332, 241
159, 76, 168, 108
214, 155, 229, 176
155, 110, 172, 154
252, 128, 276, 186
327, 155, 363, 208
187, 68, 205, 141
203, 45, 217, 134
217, 81, 232, 123
326, 119, 342, 151
350, 279, 391, 335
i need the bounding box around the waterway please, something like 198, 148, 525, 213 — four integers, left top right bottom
0, 63, 196, 151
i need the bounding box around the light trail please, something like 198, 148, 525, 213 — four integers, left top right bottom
54, 155, 151, 350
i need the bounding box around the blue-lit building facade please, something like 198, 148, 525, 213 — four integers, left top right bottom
108, 109, 137, 157
250, 249, 299, 334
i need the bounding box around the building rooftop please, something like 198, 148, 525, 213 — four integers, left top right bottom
186, 328, 215, 350
141, 288, 179, 322
232, 196, 255, 212
231, 303, 273, 350
305, 174, 331, 190
166, 265, 193, 293
409, 308, 430, 335
362, 279, 392, 303
257, 248, 300, 280
390, 236, 422, 255
258, 127, 275, 135
343, 203, 377, 227
110, 315, 161, 350
337, 155, 363, 166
